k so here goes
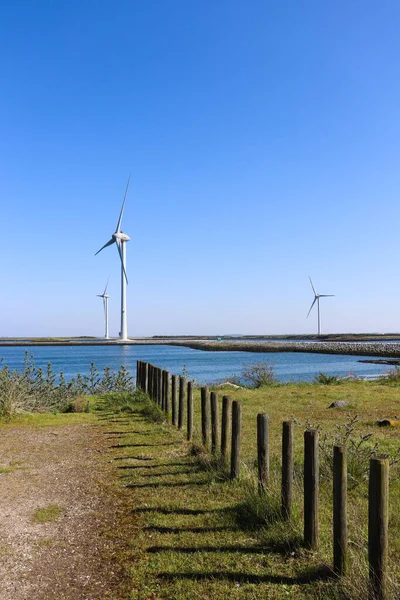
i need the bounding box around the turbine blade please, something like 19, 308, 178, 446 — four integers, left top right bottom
95, 238, 115, 256
319, 294, 335, 297
307, 297, 317, 318
116, 239, 128, 284
116, 174, 131, 233
103, 275, 110, 295
309, 276, 317, 295
103, 298, 106, 320
96, 294, 103, 298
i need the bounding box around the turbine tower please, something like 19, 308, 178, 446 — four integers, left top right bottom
95, 176, 131, 341
97, 278, 110, 340
307, 277, 334, 335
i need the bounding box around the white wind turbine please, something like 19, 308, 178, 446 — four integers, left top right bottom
307, 277, 335, 335
97, 278, 110, 340
95, 176, 131, 341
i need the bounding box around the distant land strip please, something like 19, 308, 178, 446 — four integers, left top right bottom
2, 337, 400, 358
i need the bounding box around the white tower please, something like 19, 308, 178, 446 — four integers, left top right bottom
97, 278, 110, 339
95, 176, 131, 341
307, 277, 335, 335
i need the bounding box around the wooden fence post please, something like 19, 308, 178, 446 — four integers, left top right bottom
178, 376, 186, 429
282, 420, 294, 520
369, 457, 389, 600
333, 445, 348, 576
136, 361, 140, 390
150, 365, 155, 401
161, 371, 166, 411
171, 375, 177, 425
210, 392, 219, 454
148, 365, 153, 400
230, 400, 242, 480
143, 362, 148, 394
257, 414, 269, 492
164, 371, 170, 414
187, 381, 193, 441
153, 366, 157, 403
201, 387, 209, 448
221, 396, 231, 457
159, 368, 164, 407
304, 429, 319, 550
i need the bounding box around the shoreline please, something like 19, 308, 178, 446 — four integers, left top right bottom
1, 337, 400, 358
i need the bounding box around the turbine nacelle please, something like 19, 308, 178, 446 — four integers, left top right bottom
113, 232, 130, 243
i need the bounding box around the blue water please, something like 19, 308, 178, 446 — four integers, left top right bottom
0, 345, 394, 384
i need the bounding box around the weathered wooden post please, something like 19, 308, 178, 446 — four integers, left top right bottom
257, 414, 269, 492
230, 400, 242, 480
136, 361, 140, 390
304, 429, 319, 550
143, 362, 148, 394
152, 365, 156, 402
369, 457, 389, 600
210, 391, 219, 454
171, 375, 178, 425
148, 365, 153, 399
281, 420, 294, 520
221, 396, 231, 457
201, 387, 209, 448
164, 371, 170, 414
153, 366, 157, 403
187, 381, 193, 441
157, 368, 163, 408
161, 370, 166, 411
178, 376, 186, 429
333, 445, 348, 576
151, 365, 155, 401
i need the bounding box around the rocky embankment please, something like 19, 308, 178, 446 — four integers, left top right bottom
168, 340, 400, 358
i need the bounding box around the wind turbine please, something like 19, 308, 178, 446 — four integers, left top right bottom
95, 176, 131, 341
307, 277, 335, 335
97, 278, 110, 339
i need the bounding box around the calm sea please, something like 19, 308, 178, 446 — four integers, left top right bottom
0, 344, 394, 384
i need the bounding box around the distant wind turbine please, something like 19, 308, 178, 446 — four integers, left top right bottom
97, 278, 110, 340
95, 176, 131, 341
307, 277, 335, 335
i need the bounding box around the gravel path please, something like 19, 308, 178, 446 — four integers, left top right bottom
0, 422, 128, 600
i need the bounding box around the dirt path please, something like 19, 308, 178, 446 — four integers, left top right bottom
0, 421, 130, 600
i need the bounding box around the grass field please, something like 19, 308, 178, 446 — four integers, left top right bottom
98, 378, 400, 599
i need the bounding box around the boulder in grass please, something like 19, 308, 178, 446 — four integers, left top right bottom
329, 400, 350, 409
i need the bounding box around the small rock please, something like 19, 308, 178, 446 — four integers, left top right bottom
328, 400, 349, 409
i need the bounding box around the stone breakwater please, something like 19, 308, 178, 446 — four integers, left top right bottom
169, 340, 400, 358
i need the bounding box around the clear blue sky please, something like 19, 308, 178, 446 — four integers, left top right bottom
1, 1, 400, 337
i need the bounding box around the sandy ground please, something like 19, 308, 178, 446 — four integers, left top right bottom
0, 422, 128, 600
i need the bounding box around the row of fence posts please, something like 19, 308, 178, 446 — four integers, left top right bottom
136, 360, 389, 600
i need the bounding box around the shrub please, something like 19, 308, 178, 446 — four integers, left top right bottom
0, 351, 136, 417
240, 362, 277, 388
314, 372, 341, 385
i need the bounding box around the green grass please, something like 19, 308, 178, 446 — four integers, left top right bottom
33, 504, 64, 523
98, 382, 400, 599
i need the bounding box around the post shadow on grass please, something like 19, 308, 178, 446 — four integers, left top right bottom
125, 480, 210, 489
119, 468, 200, 479
110, 442, 176, 448
112, 455, 155, 461
130, 506, 227, 516
117, 461, 195, 470
156, 565, 333, 585
144, 525, 236, 534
